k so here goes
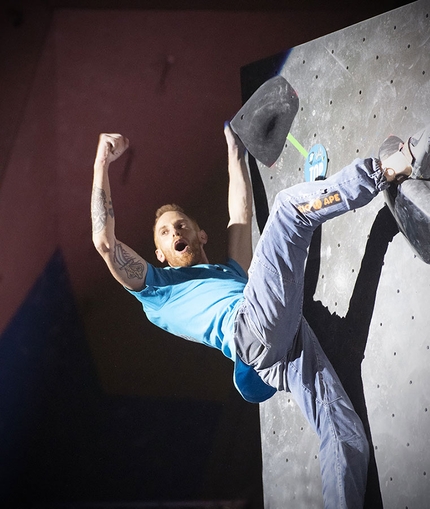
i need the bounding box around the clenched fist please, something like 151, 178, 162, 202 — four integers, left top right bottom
95, 133, 129, 165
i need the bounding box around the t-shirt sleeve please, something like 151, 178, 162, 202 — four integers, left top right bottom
123, 262, 170, 308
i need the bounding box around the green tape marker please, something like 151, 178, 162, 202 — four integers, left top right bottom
287, 132, 308, 159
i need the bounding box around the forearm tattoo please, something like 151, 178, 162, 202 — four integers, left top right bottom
114, 241, 145, 280
91, 186, 114, 234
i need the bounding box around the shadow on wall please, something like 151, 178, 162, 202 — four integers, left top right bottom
0, 250, 263, 508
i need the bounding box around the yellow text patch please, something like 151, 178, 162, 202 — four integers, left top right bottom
296, 191, 342, 214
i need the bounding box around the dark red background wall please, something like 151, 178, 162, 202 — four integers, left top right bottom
0, 1, 409, 506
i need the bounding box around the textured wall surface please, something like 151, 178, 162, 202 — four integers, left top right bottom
246, 1, 430, 507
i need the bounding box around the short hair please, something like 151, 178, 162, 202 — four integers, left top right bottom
153, 203, 200, 246
154, 203, 185, 228
378, 135, 404, 162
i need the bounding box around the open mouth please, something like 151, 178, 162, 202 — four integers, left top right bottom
174, 240, 188, 252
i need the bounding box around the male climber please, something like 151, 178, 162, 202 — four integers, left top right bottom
91, 122, 419, 509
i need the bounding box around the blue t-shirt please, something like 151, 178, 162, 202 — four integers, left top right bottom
127, 259, 276, 403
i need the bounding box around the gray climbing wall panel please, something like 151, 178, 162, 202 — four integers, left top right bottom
243, 1, 430, 508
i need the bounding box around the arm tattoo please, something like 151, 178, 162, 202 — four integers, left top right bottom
91, 186, 113, 234
114, 241, 145, 280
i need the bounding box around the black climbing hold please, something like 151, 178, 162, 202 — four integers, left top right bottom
230, 75, 299, 167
